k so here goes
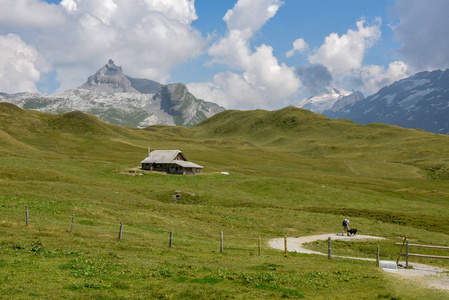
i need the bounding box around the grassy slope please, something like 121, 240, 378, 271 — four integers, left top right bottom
1, 103, 449, 299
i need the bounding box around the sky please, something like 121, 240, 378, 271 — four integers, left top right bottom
1, 0, 448, 110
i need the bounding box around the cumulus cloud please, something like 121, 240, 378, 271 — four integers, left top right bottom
349, 61, 409, 94
55, 0, 204, 88
394, 0, 449, 71
189, 0, 300, 110
295, 64, 333, 94
143, 0, 198, 25
188, 72, 264, 110
309, 18, 381, 74
62, 0, 197, 25
304, 18, 410, 96
208, 29, 252, 68
286, 38, 308, 58
0, 34, 48, 93
0, 0, 205, 92
223, 0, 283, 33
189, 44, 300, 110
0, 0, 66, 29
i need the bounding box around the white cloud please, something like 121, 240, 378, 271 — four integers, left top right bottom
60, 0, 77, 13
62, 0, 197, 26
61, 0, 118, 25
190, 0, 300, 109
286, 38, 309, 58
305, 18, 409, 96
188, 72, 262, 110
351, 61, 409, 94
0, 0, 205, 92
244, 44, 300, 100
0, 34, 47, 93
309, 18, 381, 74
143, 0, 198, 25
0, 0, 66, 29
189, 45, 300, 110
208, 29, 252, 69
394, 0, 449, 71
223, 0, 283, 32
53, 0, 204, 88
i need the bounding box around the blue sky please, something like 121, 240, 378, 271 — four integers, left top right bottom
1, 0, 448, 109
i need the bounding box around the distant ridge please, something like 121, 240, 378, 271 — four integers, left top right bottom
0, 60, 225, 128
297, 88, 364, 114
325, 69, 449, 135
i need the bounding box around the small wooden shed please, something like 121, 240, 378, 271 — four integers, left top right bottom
140, 149, 203, 175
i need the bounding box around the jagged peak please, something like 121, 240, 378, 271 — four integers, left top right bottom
101, 59, 123, 76
79, 59, 138, 93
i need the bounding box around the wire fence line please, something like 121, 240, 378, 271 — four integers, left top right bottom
0, 205, 277, 255
2, 205, 383, 261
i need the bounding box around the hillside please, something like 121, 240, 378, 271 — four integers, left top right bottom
193, 107, 449, 173
1, 103, 449, 299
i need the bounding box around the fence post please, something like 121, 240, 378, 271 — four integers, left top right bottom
258, 236, 261, 256
118, 222, 123, 240
284, 236, 288, 257
70, 214, 75, 233
169, 230, 173, 247
328, 237, 332, 259
397, 236, 407, 265
220, 232, 224, 253
406, 240, 409, 268
377, 246, 380, 264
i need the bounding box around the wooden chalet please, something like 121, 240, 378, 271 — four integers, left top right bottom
140, 149, 203, 175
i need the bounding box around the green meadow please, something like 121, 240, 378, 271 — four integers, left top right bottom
1, 103, 449, 299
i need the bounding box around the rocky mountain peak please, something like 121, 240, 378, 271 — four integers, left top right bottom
104, 59, 123, 75
79, 59, 138, 93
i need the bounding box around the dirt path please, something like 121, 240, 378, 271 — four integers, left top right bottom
268, 233, 449, 291
269, 233, 384, 259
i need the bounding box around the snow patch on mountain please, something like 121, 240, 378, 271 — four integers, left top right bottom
326, 69, 449, 135
297, 88, 350, 113
298, 88, 365, 114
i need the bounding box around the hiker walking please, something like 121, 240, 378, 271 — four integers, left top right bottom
342, 218, 350, 236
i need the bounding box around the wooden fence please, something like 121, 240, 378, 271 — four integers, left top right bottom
396, 239, 449, 267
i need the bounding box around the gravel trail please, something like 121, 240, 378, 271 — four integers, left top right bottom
268, 233, 449, 291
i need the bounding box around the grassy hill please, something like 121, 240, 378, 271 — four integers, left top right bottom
1, 103, 449, 299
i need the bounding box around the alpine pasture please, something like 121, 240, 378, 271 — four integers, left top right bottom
1, 103, 449, 299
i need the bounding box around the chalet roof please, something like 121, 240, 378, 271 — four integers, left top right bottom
174, 161, 203, 169
140, 150, 186, 164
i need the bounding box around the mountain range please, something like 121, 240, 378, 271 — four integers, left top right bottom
296, 69, 449, 135
1, 60, 448, 135
0, 60, 225, 127
297, 88, 365, 114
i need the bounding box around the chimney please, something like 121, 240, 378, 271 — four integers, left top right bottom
148, 147, 151, 157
